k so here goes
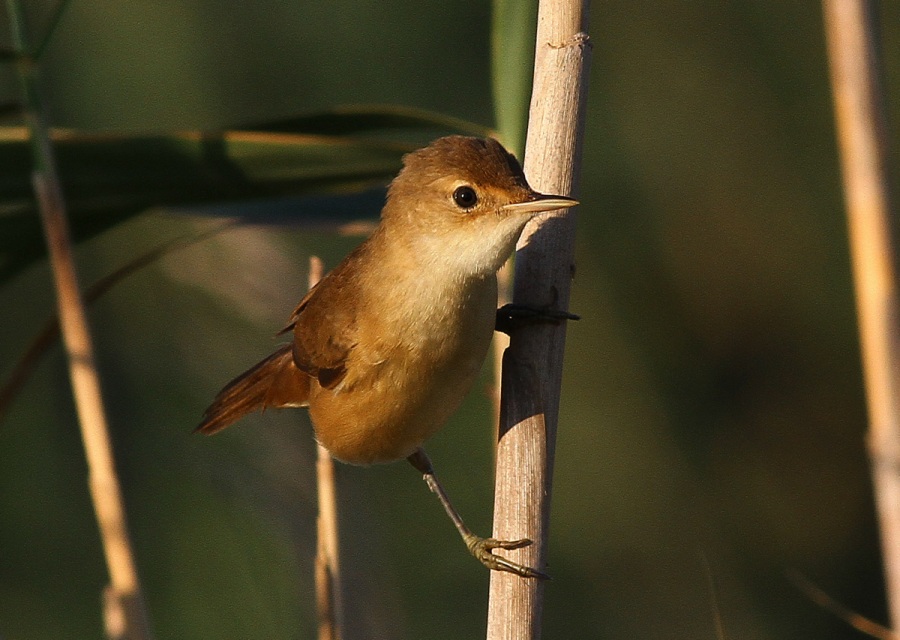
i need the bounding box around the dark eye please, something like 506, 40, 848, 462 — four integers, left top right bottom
452, 185, 478, 209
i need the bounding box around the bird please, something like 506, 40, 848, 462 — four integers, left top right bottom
198, 135, 577, 578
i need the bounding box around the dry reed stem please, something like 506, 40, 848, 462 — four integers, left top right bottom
5, 0, 153, 635
788, 570, 899, 640
34, 173, 152, 640
822, 0, 900, 628
310, 255, 344, 640
486, 0, 591, 638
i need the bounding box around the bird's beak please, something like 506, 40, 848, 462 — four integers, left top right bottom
502, 192, 579, 215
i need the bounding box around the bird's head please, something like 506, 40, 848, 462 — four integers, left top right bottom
382, 136, 577, 276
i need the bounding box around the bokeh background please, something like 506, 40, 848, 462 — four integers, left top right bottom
1, 1, 900, 638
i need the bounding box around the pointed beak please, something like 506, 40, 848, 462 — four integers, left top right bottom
502, 192, 579, 215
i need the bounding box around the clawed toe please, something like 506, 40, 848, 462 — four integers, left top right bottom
464, 534, 550, 580
409, 450, 551, 580
495, 303, 580, 335
483, 537, 532, 551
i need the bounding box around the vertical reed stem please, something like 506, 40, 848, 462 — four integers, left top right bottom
822, 0, 900, 627
310, 256, 344, 640
5, 2, 153, 638
486, 0, 591, 638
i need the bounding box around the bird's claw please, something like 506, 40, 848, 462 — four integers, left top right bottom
464, 534, 550, 580
495, 303, 580, 335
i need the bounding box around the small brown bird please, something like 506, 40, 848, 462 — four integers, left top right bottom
198, 135, 577, 578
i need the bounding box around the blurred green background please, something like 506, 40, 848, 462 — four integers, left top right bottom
1, 1, 899, 638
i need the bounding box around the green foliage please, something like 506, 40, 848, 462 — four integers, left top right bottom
0, 105, 487, 284
491, 0, 538, 155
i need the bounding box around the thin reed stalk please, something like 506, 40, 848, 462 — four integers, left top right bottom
310, 255, 345, 640
822, 0, 900, 628
5, 2, 153, 637
486, 0, 591, 637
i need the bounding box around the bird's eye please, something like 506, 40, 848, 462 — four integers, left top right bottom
452, 185, 478, 209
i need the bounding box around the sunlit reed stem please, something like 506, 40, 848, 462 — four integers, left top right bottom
822, 0, 900, 628
310, 255, 345, 640
486, 0, 591, 638
4, 1, 153, 638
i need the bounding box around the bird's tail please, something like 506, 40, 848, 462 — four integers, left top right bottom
197, 343, 309, 435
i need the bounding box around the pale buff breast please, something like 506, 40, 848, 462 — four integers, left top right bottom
308, 274, 498, 465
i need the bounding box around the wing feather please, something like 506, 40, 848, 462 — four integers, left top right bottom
286, 252, 363, 390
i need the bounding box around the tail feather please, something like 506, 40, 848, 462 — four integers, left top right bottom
197, 344, 309, 434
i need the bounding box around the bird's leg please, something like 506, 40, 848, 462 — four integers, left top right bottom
495, 302, 580, 335
406, 448, 548, 579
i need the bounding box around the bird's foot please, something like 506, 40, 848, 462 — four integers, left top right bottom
463, 533, 549, 579
495, 303, 580, 335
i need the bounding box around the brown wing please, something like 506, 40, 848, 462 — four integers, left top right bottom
278, 282, 318, 336
284, 257, 361, 391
